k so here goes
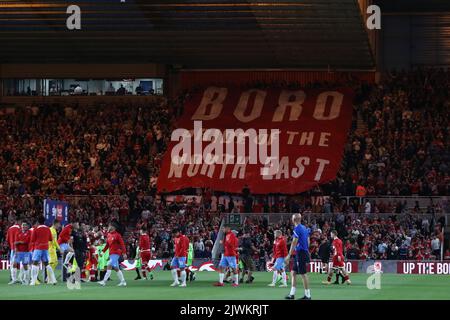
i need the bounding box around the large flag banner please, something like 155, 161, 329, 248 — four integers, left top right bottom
44, 199, 69, 225
158, 87, 354, 194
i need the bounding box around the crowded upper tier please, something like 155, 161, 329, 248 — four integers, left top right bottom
0, 69, 448, 198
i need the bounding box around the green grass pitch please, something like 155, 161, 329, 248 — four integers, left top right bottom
0, 271, 449, 300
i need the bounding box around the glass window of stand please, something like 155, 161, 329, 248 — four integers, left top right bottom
2, 78, 164, 96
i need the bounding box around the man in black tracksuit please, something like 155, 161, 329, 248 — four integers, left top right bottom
318, 238, 331, 274
72, 223, 88, 281
240, 228, 257, 283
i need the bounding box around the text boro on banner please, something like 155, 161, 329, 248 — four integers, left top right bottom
158, 87, 354, 194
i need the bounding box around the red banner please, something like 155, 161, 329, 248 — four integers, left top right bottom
397, 261, 450, 274
158, 87, 354, 194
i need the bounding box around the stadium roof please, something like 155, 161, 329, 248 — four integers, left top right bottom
0, 0, 377, 69
375, 0, 450, 14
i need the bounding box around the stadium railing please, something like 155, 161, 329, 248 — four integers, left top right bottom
7, 194, 447, 209
221, 212, 449, 226
341, 195, 448, 211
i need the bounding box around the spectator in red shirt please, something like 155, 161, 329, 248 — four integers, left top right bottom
444, 249, 450, 260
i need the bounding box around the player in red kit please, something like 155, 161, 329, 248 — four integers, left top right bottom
138, 226, 151, 280
87, 241, 98, 282
9, 222, 31, 285
215, 226, 239, 287
170, 228, 190, 287
268, 230, 288, 287
27, 226, 42, 284
6, 220, 21, 283
58, 223, 73, 257
98, 221, 127, 287
322, 230, 351, 285
30, 217, 57, 286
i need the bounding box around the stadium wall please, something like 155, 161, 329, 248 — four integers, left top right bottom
2, 259, 448, 275
0, 95, 163, 108
0, 63, 168, 106
0, 64, 166, 79
358, 0, 381, 70
380, 14, 450, 69
179, 70, 376, 90
125, 259, 450, 275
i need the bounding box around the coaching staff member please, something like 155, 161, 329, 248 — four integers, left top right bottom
284, 213, 311, 300
240, 227, 257, 283
318, 238, 331, 274
72, 222, 88, 280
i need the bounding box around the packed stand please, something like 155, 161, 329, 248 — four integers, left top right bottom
0, 98, 176, 197
0, 69, 449, 261
239, 208, 447, 268
328, 68, 449, 197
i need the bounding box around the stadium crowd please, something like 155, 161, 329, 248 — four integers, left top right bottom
330, 68, 449, 197
0, 68, 448, 262
0, 98, 174, 197
2, 194, 447, 263
241, 209, 447, 267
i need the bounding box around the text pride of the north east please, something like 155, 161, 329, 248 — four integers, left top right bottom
157, 87, 354, 194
